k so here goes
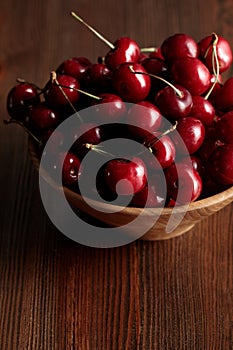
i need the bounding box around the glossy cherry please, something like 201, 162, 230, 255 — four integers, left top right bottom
126, 101, 162, 140
84, 63, 112, 92
92, 93, 126, 123
212, 77, 233, 112
52, 152, 82, 187
188, 95, 215, 126
112, 62, 151, 103
104, 157, 147, 195
7, 82, 40, 121
154, 84, 193, 120
44, 74, 80, 108
171, 57, 211, 95
165, 162, 202, 204
171, 117, 205, 155
198, 34, 233, 73
197, 125, 220, 161
27, 102, 61, 133
161, 33, 199, 63
56, 57, 92, 83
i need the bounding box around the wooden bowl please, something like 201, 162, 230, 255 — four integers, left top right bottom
28, 139, 233, 241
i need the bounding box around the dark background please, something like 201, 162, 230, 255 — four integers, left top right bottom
0, 0, 233, 349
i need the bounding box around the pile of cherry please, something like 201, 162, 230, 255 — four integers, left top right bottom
5, 11, 233, 208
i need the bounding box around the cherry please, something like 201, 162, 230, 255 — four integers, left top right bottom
52, 152, 82, 187
56, 57, 92, 83
216, 111, 233, 144
142, 56, 168, 94
171, 57, 211, 95
27, 102, 61, 133
188, 95, 215, 126
154, 84, 193, 120
84, 63, 112, 92
144, 132, 176, 170
161, 33, 199, 63
197, 125, 221, 161
130, 172, 166, 208
44, 74, 80, 108
126, 101, 162, 140
92, 93, 126, 123
71, 12, 140, 71
180, 155, 204, 179
148, 47, 164, 60
212, 77, 233, 112
198, 34, 233, 73
165, 162, 202, 204
207, 144, 233, 185
112, 62, 151, 103
171, 117, 205, 155
105, 37, 140, 71
6, 82, 40, 121
104, 157, 147, 195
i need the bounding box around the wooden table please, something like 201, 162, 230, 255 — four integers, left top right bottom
0, 0, 233, 349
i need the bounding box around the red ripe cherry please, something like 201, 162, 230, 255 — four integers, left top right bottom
165, 162, 202, 204
216, 111, 233, 144
7, 83, 40, 121
198, 34, 233, 73
44, 74, 80, 108
131, 172, 166, 208
105, 37, 140, 71
212, 77, 233, 112
171, 117, 205, 155
53, 152, 82, 187
92, 93, 126, 123
112, 62, 151, 103
180, 155, 204, 179
154, 84, 193, 120
84, 63, 112, 92
126, 101, 162, 140
197, 125, 220, 161
171, 57, 211, 95
188, 95, 215, 126
207, 144, 233, 185
56, 57, 92, 82
149, 47, 164, 60
104, 157, 147, 195
161, 33, 199, 63
27, 102, 61, 133
144, 133, 176, 170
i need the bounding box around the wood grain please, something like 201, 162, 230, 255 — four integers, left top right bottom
0, 0, 233, 349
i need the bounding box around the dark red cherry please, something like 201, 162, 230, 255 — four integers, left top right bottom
126, 101, 162, 140
104, 157, 147, 195
161, 33, 199, 63
142, 57, 168, 94
188, 95, 215, 126
180, 155, 204, 179
154, 84, 193, 120
105, 37, 140, 71
112, 62, 151, 103
53, 152, 82, 187
207, 144, 233, 185
56, 57, 92, 82
216, 111, 233, 144
92, 93, 126, 123
212, 77, 233, 112
198, 34, 233, 73
131, 172, 166, 208
84, 63, 112, 92
171, 57, 211, 95
165, 162, 202, 204
27, 102, 61, 133
7, 83, 40, 121
44, 74, 80, 108
171, 117, 205, 155
149, 47, 164, 60
197, 126, 220, 161
144, 132, 176, 170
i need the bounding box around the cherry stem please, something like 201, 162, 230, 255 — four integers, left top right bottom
146, 121, 178, 149
140, 47, 159, 53
70, 11, 115, 50
4, 118, 42, 145
204, 33, 220, 100
58, 84, 102, 101
83, 143, 115, 157
129, 65, 184, 98
50, 71, 83, 123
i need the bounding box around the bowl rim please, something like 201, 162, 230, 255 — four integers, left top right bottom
28, 137, 233, 215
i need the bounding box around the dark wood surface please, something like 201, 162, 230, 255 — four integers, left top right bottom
0, 0, 233, 349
